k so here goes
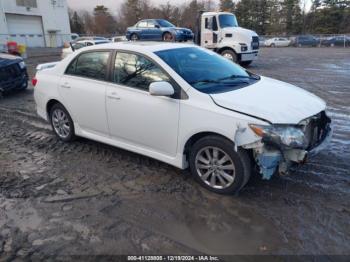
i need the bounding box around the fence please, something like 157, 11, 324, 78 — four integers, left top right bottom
1, 33, 349, 49
260, 34, 350, 48
0, 33, 72, 48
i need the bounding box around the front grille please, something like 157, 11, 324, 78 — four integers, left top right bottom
0, 63, 21, 82
252, 36, 259, 50
303, 111, 331, 150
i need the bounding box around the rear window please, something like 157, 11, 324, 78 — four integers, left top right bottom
66, 51, 110, 81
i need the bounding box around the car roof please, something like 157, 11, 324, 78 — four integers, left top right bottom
80, 41, 195, 53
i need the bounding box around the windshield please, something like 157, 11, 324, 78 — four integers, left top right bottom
155, 47, 259, 94
219, 14, 238, 28
157, 19, 175, 28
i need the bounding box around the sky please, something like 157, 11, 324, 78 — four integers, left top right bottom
67, 0, 312, 14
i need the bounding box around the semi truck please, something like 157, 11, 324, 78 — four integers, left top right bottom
195, 11, 260, 66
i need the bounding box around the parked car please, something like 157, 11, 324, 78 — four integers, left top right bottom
111, 36, 127, 42
61, 39, 110, 59
33, 42, 332, 195
259, 36, 266, 47
126, 19, 194, 42
71, 33, 79, 41
321, 36, 350, 47
0, 53, 28, 93
294, 35, 319, 47
264, 37, 291, 47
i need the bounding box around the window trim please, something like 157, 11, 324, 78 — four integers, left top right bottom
110, 49, 188, 100
64, 49, 113, 83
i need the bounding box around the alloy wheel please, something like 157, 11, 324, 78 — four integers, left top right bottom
195, 146, 236, 189
52, 109, 71, 139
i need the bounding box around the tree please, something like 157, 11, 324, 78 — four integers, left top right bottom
93, 5, 116, 35
280, 0, 303, 34
219, 0, 235, 12
69, 10, 85, 34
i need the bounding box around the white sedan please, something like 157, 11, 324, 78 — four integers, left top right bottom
265, 37, 291, 47
33, 42, 332, 194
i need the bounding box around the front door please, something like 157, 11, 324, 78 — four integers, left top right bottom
201, 16, 218, 48
59, 50, 111, 136
106, 51, 180, 156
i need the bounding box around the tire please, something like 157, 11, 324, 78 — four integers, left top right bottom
240, 61, 252, 67
162, 32, 174, 42
130, 33, 139, 41
271, 43, 276, 48
189, 135, 251, 195
220, 49, 238, 63
49, 103, 76, 142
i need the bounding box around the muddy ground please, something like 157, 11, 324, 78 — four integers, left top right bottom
0, 47, 349, 259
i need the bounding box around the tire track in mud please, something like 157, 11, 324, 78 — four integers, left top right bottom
0, 106, 197, 201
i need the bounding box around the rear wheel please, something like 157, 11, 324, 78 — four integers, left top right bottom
130, 33, 139, 41
220, 49, 238, 63
50, 103, 76, 142
189, 135, 251, 195
162, 32, 174, 42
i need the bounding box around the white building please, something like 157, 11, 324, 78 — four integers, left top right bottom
0, 0, 71, 47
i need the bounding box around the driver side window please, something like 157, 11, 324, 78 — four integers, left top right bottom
113, 52, 170, 91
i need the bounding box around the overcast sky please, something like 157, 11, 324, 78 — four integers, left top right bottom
67, 0, 312, 14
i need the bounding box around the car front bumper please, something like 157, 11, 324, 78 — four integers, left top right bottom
175, 34, 194, 41
0, 70, 28, 92
253, 114, 332, 180
240, 51, 259, 62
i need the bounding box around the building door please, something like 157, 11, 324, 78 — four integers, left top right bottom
6, 14, 45, 47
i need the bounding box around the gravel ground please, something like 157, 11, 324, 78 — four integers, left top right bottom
0, 47, 349, 259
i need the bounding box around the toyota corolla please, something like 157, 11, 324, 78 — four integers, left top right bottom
33, 42, 332, 194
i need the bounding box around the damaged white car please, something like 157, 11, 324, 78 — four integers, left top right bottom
33, 42, 332, 194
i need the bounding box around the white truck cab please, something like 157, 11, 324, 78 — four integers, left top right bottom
197, 12, 259, 66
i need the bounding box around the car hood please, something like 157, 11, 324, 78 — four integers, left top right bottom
210, 76, 326, 124
0, 53, 22, 67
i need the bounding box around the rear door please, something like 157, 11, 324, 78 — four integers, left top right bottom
59, 50, 111, 136
137, 21, 150, 39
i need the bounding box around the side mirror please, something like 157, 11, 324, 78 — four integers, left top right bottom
155, 25, 160, 29
149, 81, 174, 96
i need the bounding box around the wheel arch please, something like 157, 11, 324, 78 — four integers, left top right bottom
46, 99, 72, 121
182, 131, 234, 164
217, 46, 237, 55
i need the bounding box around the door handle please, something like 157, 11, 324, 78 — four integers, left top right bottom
107, 92, 120, 100
61, 83, 71, 89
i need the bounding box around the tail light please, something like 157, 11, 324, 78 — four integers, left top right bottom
32, 77, 38, 86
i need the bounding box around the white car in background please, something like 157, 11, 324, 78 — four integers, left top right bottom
33, 42, 332, 195
265, 37, 291, 47
61, 38, 110, 59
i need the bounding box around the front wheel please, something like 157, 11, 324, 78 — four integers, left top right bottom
189, 136, 251, 195
220, 49, 238, 63
50, 103, 76, 142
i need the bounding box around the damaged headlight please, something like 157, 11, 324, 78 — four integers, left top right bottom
249, 124, 307, 149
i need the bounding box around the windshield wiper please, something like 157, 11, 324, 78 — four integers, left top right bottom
219, 74, 259, 81
189, 79, 221, 85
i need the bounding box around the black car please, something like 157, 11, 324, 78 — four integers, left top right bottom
294, 35, 319, 47
321, 36, 350, 47
0, 53, 28, 93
